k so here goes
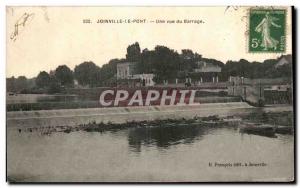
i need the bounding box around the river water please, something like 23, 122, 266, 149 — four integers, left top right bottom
7, 114, 294, 182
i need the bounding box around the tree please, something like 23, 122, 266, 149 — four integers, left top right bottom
181, 49, 195, 60
36, 71, 51, 88
126, 42, 141, 62
6, 76, 16, 92
100, 58, 123, 86
152, 45, 180, 83
54, 65, 74, 87
15, 76, 28, 92
201, 58, 224, 68
74, 61, 101, 87
136, 48, 155, 74
180, 49, 197, 72
47, 75, 61, 94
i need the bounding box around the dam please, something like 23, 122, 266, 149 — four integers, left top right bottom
6, 102, 293, 128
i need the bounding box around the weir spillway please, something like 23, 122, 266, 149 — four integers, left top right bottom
7, 102, 293, 128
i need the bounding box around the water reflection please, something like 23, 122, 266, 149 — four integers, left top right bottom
127, 124, 226, 152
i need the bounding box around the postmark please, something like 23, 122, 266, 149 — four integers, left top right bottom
248, 9, 286, 53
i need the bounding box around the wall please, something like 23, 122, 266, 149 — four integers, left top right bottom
228, 76, 264, 106
7, 102, 252, 128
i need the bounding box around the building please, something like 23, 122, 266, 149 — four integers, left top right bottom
228, 76, 292, 105
275, 55, 292, 68
117, 62, 137, 79
117, 62, 155, 87
132, 74, 155, 86
193, 61, 221, 83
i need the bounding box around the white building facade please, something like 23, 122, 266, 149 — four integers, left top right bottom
117, 62, 155, 86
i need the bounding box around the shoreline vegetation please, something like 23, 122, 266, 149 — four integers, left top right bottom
17, 111, 293, 137
6, 42, 292, 95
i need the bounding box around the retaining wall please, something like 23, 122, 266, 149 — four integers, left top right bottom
7, 102, 253, 128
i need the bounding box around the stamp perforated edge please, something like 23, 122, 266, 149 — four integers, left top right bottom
246, 6, 289, 54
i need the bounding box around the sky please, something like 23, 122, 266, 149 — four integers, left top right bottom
6, 6, 292, 78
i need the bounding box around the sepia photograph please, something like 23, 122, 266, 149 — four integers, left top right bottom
6, 6, 295, 183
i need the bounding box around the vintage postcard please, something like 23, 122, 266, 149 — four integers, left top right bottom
6, 6, 294, 182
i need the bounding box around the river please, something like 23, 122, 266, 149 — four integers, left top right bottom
7, 113, 294, 182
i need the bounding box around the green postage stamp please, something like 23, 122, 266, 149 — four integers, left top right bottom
249, 9, 286, 53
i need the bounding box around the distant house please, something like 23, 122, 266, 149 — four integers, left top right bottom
116, 62, 155, 87
193, 61, 221, 83
275, 55, 292, 68
133, 74, 155, 86
117, 62, 137, 79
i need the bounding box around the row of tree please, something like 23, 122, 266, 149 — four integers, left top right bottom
7, 42, 292, 93
126, 42, 291, 83
7, 65, 75, 94
7, 59, 120, 93
220, 58, 292, 81
127, 42, 224, 83
34, 61, 119, 93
